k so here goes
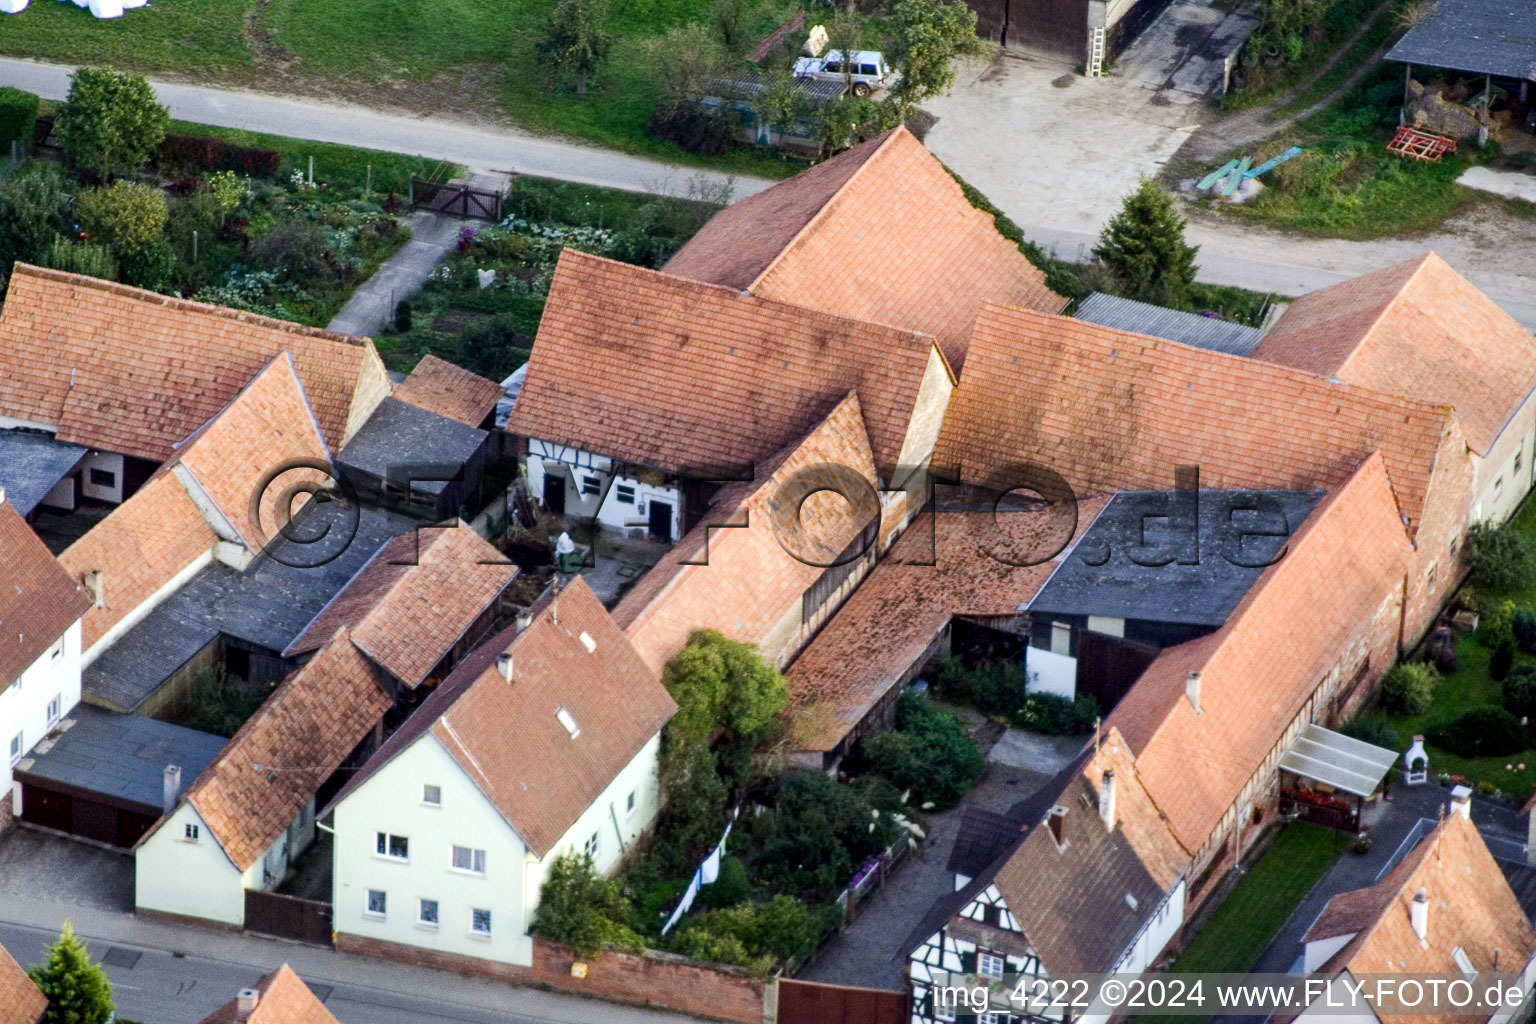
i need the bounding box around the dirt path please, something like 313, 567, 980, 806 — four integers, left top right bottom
1177, 0, 1396, 163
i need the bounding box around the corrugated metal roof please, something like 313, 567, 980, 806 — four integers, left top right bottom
1075, 292, 1266, 356
1386, 0, 1536, 81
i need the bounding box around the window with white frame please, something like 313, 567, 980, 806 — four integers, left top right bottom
366, 889, 387, 917
422, 784, 441, 807
8, 733, 20, 764
977, 951, 1006, 978
451, 845, 486, 874
626, 790, 637, 817
584, 831, 599, 859
46, 695, 60, 724
183, 823, 200, 842
978, 1013, 1001, 1024
375, 832, 409, 861
418, 898, 439, 927
471, 908, 492, 936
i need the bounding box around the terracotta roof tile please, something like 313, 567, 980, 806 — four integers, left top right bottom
285, 522, 516, 688
664, 127, 1064, 370
197, 964, 339, 1024
1108, 454, 1415, 852
0, 265, 390, 458
612, 392, 878, 673
1305, 815, 1536, 1024
392, 354, 505, 428
185, 629, 391, 872
0, 498, 90, 687
0, 940, 46, 1024
786, 494, 1109, 753
59, 473, 218, 652
1251, 252, 1536, 455
505, 249, 941, 477
331, 576, 676, 858
934, 304, 1456, 540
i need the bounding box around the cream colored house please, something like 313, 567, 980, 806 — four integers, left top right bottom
327, 576, 676, 967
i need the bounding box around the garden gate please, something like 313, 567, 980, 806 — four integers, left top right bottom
409, 175, 503, 220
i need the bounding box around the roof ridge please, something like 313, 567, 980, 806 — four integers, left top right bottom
746, 127, 903, 294
9, 263, 371, 346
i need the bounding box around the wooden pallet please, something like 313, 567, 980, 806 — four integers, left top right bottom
1387, 125, 1458, 162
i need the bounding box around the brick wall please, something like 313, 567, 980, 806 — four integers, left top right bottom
336, 933, 766, 1024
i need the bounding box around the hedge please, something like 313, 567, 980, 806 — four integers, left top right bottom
34, 116, 284, 180
0, 87, 40, 156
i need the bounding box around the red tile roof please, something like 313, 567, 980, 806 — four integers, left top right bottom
612, 391, 878, 673
1300, 815, 1536, 1024
0, 265, 391, 459
934, 304, 1457, 540
182, 629, 390, 872
285, 522, 517, 688
60, 472, 218, 652
392, 354, 505, 428
664, 127, 1064, 370
785, 494, 1110, 753
0, 497, 89, 688
333, 575, 676, 858
505, 249, 944, 476
0, 940, 46, 1024
1108, 454, 1415, 852
1250, 252, 1536, 455
197, 964, 340, 1024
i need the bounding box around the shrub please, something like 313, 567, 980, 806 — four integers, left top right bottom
671, 895, 835, 972
530, 852, 643, 957
1016, 692, 1101, 735
207, 170, 249, 222
1492, 643, 1516, 682
851, 690, 981, 809
933, 656, 1027, 718
1514, 608, 1536, 654
74, 182, 168, 257
1340, 715, 1399, 750
652, 739, 729, 876
250, 220, 333, 284
394, 299, 413, 332
38, 235, 116, 280
646, 102, 732, 157
750, 771, 898, 895
1503, 664, 1536, 720
1379, 662, 1437, 716
1468, 521, 1536, 593
55, 67, 169, 179
1481, 599, 1517, 652
0, 167, 68, 271
120, 238, 176, 292
0, 87, 40, 156
699, 855, 751, 910
1438, 706, 1526, 758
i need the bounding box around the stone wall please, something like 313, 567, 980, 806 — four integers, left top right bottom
336, 933, 766, 1024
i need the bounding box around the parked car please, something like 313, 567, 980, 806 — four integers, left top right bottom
792, 49, 895, 98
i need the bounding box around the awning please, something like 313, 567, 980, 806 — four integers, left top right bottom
1278, 723, 1398, 798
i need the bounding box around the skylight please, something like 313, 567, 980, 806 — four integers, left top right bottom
578, 631, 596, 653
556, 707, 580, 738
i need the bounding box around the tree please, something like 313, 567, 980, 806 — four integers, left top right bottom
646, 24, 726, 105
1468, 521, 1536, 592
54, 68, 169, 180
653, 738, 730, 874
1092, 178, 1200, 308
537, 0, 612, 96
755, 64, 811, 146
74, 182, 168, 258
206, 171, 250, 226
530, 852, 643, 957
887, 0, 986, 111
661, 630, 789, 747
1378, 661, 1437, 716
28, 922, 114, 1024
0, 167, 68, 278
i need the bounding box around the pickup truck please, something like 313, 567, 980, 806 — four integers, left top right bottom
792, 49, 896, 98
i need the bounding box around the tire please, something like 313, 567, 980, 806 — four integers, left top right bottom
851, 82, 872, 98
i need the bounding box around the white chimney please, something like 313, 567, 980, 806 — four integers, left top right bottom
1411, 888, 1429, 943
83, 569, 105, 609
1449, 784, 1472, 819
163, 765, 182, 814
1186, 671, 1202, 713
1099, 769, 1117, 830
237, 988, 260, 1014
497, 652, 514, 682
515, 611, 533, 631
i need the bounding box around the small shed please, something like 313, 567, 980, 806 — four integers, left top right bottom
1386, 0, 1536, 140
337, 397, 491, 519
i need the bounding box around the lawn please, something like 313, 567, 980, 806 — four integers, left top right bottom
0, 0, 810, 177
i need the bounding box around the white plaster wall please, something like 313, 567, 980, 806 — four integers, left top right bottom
526, 441, 682, 540
1026, 647, 1077, 699
134, 803, 246, 925
333, 735, 535, 966
2, 620, 82, 801
79, 451, 126, 504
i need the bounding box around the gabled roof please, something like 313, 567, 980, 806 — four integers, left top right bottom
0, 265, 391, 458
0, 497, 89, 688
1108, 454, 1415, 853
392, 354, 505, 427
0, 940, 46, 1024
934, 304, 1457, 540
505, 249, 944, 477
1300, 815, 1536, 1024
60, 472, 218, 652
197, 964, 340, 1024
785, 494, 1110, 754
0, 431, 87, 517
612, 391, 878, 673
330, 576, 677, 858
285, 521, 517, 688
1250, 253, 1536, 455
663, 126, 1064, 370
181, 629, 390, 872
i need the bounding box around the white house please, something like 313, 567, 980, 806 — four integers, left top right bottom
327, 575, 677, 968
906, 730, 1188, 1024
135, 629, 391, 925
0, 491, 89, 832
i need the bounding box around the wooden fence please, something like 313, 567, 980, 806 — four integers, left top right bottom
244, 889, 333, 945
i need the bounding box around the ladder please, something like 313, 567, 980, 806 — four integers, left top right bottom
1087, 27, 1106, 78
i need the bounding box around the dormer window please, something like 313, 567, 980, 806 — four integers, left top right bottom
556, 707, 580, 738
1046, 805, 1068, 848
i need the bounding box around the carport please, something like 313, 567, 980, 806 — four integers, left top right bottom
1276, 724, 1398, 834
